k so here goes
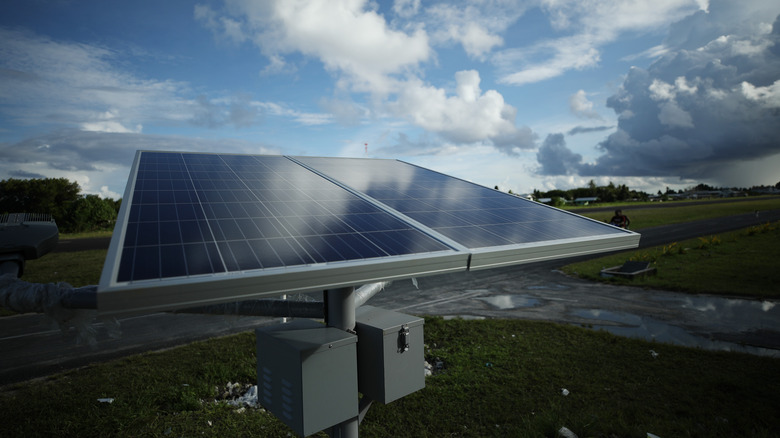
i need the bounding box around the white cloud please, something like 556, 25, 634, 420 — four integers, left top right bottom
649, 79, 676, 101
535, 0, 780, 188
426, 3, 512, 59
0, 27, 194, 133
496, 37, 601, 85
200, 1, 534, 155
591, 4, 779, 183
496, 0, 702, 85
217, 0, 431, 94
741, 80, 780, 108
569, 90, 602, 119
98, 185, 122, 200
389, 70, 537, 154
80, 110, 143, 133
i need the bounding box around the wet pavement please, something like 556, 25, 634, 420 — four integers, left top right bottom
2, 210, 779, 385
365, 260, 780, 357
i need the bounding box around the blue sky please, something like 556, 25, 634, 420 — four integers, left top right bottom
1, 0, 779, 199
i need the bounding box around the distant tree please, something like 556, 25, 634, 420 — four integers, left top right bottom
550, 196, 566, 207
0, 178, 80, 221
494, 185, 499, 190
546, 189, 568, 200
694, 183, 715, 191
0, 177, 120, 233
63, 194, 118, 232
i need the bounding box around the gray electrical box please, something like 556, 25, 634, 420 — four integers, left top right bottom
256, 319, 358, 437
355, 305, 425, 404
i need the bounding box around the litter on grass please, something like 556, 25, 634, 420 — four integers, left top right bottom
558, 426, 578, 437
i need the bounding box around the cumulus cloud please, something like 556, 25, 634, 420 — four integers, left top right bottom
569, 90, 603, 119
741, 79, 780, 108
496, 0, 703, 85
389, 70, 537, 154
198, 1, 535, 155
201, 0, 430, 95
536, 0, 780, 186
536, 133, 582, 175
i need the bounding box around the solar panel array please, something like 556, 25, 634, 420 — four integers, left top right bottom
118, 152, 452, 283
98, 151, 639, 315
296, 157, 626, 248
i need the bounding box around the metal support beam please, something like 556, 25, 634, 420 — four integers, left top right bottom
325, 286, 356, 332
324, 286, 359, 438
353, 281, 389, 308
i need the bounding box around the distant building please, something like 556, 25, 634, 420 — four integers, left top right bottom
574, 197, 599, 205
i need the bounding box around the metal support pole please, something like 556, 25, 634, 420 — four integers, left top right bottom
324, 286, 359, 438
325, 286, 356, 332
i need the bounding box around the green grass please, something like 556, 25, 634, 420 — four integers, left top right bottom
0, 318, 777, 437
59, 230, 113, 240
4, 200, 779, 436
562, 222, 780, 298
21, 249, 107, 287
571, 197, 780, 230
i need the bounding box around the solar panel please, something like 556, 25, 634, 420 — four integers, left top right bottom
294, 157, 638, 269
98, 152, 639, 315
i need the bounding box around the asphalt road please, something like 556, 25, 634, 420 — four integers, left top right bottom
2, 208, 779, 386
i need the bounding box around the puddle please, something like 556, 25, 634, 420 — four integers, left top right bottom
653, 296, 780, 333
477, 295, 540, 310
572, 308, 779, 357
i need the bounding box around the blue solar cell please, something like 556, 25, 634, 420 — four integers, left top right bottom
295, 157, 631, 250
112, 152, 456, 283
100, 151, 638, 315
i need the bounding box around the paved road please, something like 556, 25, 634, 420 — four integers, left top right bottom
2, 209, 779, 386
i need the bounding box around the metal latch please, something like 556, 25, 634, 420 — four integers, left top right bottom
397, 325, 410, 353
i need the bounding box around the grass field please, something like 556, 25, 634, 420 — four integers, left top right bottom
570, 197, 780, 230
20, 249, 107, 287
0, 318, 777, 437
4, 198, 779, 437
562, 221, 780, 298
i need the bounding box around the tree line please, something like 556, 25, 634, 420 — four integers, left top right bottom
0, 178, 120, 233
531, 180, 649, 205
